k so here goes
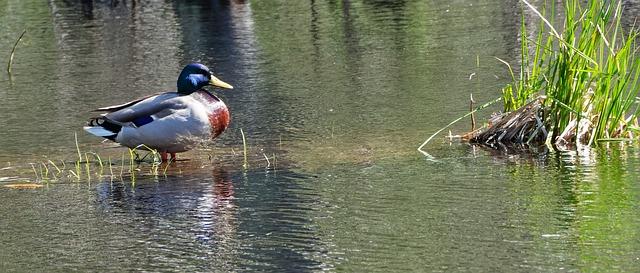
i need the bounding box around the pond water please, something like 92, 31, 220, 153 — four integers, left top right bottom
1, 0, 640, 271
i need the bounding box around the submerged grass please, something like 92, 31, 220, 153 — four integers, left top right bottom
468, 0, 640, 149
30, 135, 166, 183
31, 148, 161, 183
25, 129, 277, 184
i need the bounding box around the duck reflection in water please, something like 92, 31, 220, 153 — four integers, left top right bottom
94, 163, 236, 245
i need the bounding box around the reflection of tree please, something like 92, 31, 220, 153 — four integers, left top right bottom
498, 147, 640, 269
231, 168, 325, 271
573, 149, 640, 270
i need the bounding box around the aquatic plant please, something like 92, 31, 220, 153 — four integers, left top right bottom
23, 129, 278, 184
28, 133, 165, 183
7, 29, 26, 75
241, 128, 249, 169
470, 0, 640, 148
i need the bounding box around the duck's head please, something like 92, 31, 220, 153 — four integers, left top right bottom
177, 63, 233, 94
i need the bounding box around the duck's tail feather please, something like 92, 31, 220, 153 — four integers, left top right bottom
84, 117, 121, 141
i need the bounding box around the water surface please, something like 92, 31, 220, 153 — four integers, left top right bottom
1, 0, 639, 271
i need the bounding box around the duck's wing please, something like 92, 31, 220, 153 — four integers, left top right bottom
84, 92, 187, 140
92, 93, 161, 113
99, 93, 186, 123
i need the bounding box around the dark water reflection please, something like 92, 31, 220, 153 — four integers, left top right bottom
1, 0, 640, 271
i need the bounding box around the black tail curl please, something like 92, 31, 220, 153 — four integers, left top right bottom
87, 117, 122, 141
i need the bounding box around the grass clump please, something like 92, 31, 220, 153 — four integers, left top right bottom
468, 0, 640, 149
30, 134, 165, 183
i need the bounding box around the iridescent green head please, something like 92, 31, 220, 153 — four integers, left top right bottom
177, 63, 233, 94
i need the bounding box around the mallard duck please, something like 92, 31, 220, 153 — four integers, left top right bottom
84, 63, 233, 161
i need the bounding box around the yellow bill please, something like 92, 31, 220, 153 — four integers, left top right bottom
210, 76, 233, 89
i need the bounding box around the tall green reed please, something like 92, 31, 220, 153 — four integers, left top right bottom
504, 0, 640, 145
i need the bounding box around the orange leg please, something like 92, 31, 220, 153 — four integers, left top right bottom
161, 152, 168, 162
160, 152, 177, 162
